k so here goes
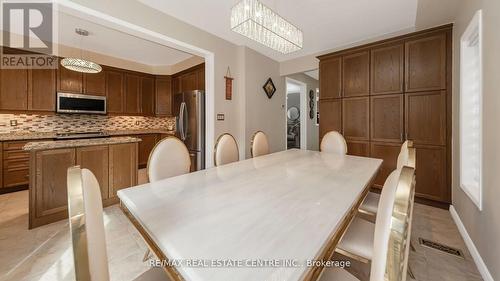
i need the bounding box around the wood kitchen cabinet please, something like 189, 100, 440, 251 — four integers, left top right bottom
370, 142, 402, 189
319, 56, 342, 99
181, 72, 197, 92
414, 144, 448, 203
371, 43, 404, 95
83, 71, 106, 96
109, 143, 137, 197
0, 68, 28, 111
136, 134, 158, 168
29, 69, 56, 111
196, 68, 205, 91
125, 74, 141, 114
141, 76, 155, 116
57, 60, 83, 93
319, 99, 342, 141
155, 76, 172, 116
3, 141, 30, 189
405, 33, 447, 92
370, 94, 403, 143
172, 76, 181, 95
31, 148, 76, 228
343, 51, 370, 97
76, 145, 109, 200
342, 97, 369, 141
346, 140, 370, 157
405, 91, 446, 145
106, 70, 125, 113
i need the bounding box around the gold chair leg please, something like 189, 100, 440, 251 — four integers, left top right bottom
408, 265, 416, 279
142, 249, 151, 262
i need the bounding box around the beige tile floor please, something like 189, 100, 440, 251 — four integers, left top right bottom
0, 189, 483, 281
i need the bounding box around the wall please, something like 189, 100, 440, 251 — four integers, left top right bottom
286, 73, 320, 151
242, 47, 286, 159
0, 114, 174, 134
451, 0, 500, 280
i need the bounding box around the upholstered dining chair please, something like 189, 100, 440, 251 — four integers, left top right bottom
359, 140, 415, 216
147, 137, 191, 182
319, 166, 416, 281
320, 131, 347, 154
251, 131, 270, 157
67, 166, 170, 281
214, 133, 239, 166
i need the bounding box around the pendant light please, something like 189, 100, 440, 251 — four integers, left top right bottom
61, 28, 102, 73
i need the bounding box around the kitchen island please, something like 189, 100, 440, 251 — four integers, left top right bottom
24, 136, 140, 228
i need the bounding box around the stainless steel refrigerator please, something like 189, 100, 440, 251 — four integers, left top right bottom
174, 90, 205, 171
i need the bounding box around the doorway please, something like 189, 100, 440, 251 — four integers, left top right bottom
285, 77, 307, 149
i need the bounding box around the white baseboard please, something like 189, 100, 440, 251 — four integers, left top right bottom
449, 205, 494, 281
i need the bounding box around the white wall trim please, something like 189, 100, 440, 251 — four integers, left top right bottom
285, 77, 307, 150
449, 205, 494, 281
55, 0, 215, 168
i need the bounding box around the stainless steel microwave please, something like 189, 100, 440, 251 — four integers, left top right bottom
56, 92, 107, 114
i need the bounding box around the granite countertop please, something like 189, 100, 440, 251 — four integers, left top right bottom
23, 136, 141, 151
0, 129, 175, 141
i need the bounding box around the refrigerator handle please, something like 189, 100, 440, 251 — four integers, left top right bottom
179, 102, 185, 140
184, 102, 189, 140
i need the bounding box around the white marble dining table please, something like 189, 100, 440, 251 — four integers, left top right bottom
118, 149, 382, 281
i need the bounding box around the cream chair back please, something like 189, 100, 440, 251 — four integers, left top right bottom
397, 140, 416, 169
214, 133, 239, 166
320, 131, 347, 154
251, 131, 270, 157
67, 166, 110, 281
147, 137, 191, 182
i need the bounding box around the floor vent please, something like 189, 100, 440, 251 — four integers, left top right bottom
418, 238, 464, 258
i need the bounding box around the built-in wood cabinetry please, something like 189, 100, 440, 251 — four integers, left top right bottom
106, 70, 125, 113
172, 63, 205, 93
29, 69, 56, 111
29, 143, 138, 228
155, 76, 172, 116
125, 74, 141, 114
2, 141, 30, 189
141, 76, 155, 116
0, 69, 28, 110
83, 70, 106, 96
318, 25, 452, 206
136, 134, 158, 168
57, 62, 83, 93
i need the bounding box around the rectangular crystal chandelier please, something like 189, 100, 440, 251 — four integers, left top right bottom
231, 0, 303, 54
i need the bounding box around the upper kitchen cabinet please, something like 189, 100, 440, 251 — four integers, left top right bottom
319, 56, 342, 99
172, 63, 205, 94
155, 76, 172, 116
342, 51, 370, 97
141, 76, 155, 116
172, 76, 181, 95
405, 32, 447, 92
57, 60, 83, 93
342, 97, 369, 141
0, 68, 28, 111
319, 99, 342, 140
83, 71, 106, 96
106, 70, 124, 113
28, 69, 56, 111
405, 91, 447, 145
371, 43, 404, 95
125, 74, 141, 114
196, 67, 205, 90
181, 71, 197, 92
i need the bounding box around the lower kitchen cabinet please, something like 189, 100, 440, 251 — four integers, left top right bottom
2, 141, 31, 191
137, 134, 158, 168
29, 143, 138, 228
370, 142, 402, 189
76, 145, 109, 200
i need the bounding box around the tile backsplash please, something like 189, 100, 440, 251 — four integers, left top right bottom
0, 114, 176, 134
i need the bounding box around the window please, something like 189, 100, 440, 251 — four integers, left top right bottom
460, 10, 483, 210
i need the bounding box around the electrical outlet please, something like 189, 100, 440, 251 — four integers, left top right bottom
135, 121, 140, 125
216, 114, 225, 121
10, 120, 17, 126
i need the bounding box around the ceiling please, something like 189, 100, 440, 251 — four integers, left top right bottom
57, 13, 193, 66
139, 0, 418, 62
304, 70, 319, 80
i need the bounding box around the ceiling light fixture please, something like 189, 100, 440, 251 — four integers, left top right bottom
61, 28, 102, 73
231, 0, 303, 54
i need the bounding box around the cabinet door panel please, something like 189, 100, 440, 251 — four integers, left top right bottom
172, 76, 181, 95
141, 76, 155, 116
343, 97, 369, 141
405, 33, 447, 92
137, 134, 158, 167
346, 140, 370, 157
109, 143, 137, 197
319, 57, 342, 99
196, 68, 205, 90
405, 91, 446, 145
76, 146, 109, 200
370, 94, 403, 142
414, 144, 448, 203
58, 63, 83, 93
125, 74, 141, 114
106, 71, 124, 113
34, 149, 75, 217
84, 71, 106, 96
155, 77, 172, 116
371, 44, 403, 95
319, 99, 342, 142
181, 72, 197, 92
370, 142, 402, 189
343, 51, 369, 97
29, 69, 56, 111
0, 68, 28, 110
